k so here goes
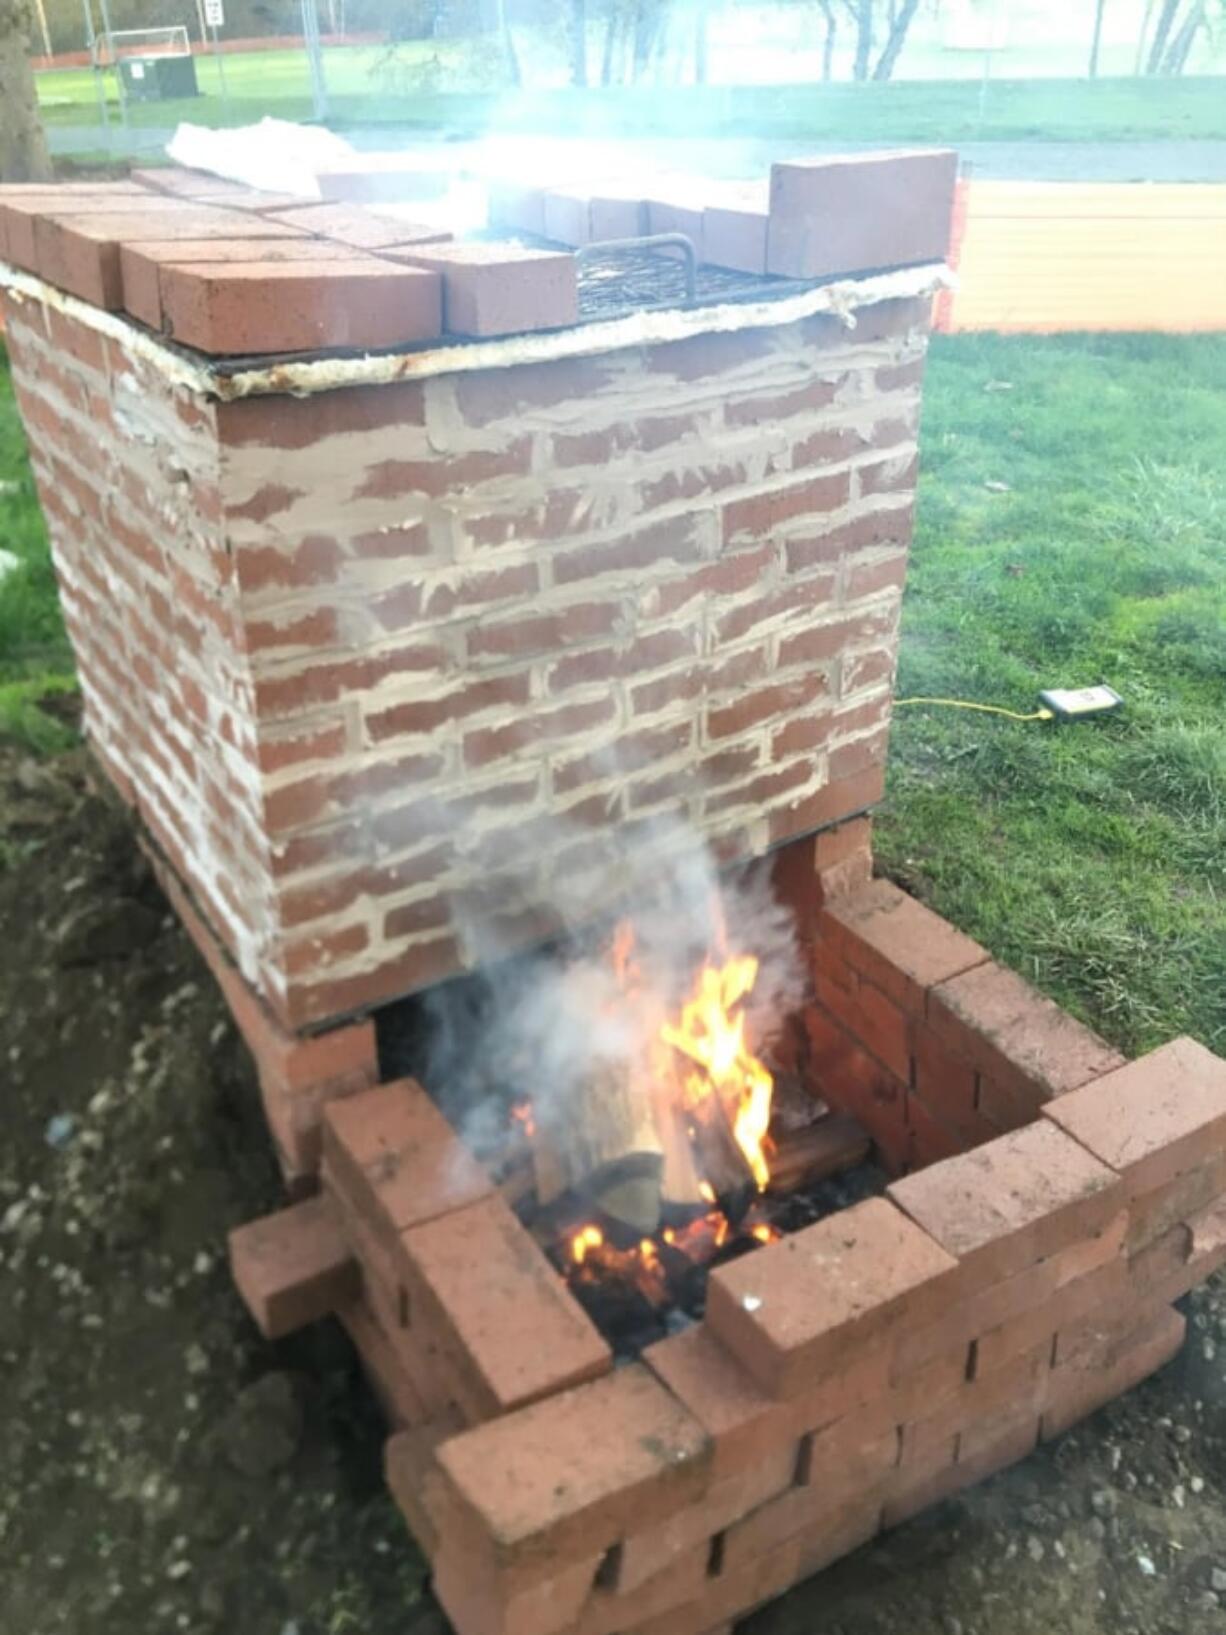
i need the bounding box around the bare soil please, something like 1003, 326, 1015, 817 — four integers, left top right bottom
3, 743, 1225, 1635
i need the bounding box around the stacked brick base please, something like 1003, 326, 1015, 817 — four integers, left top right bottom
229, 836, 1226, 1635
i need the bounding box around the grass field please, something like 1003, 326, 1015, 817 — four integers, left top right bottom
35, 51, 1226, 146
0, 331, 1223, 1053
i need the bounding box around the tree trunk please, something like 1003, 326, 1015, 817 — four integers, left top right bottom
1134, 0, 1156, 70
819, 0, 837, 79
693, 0, 708, 83
1160, 0, 1203, 71
0, 0, 52, 184
847, 0, 873, 80
496, 0, 521, 86
872, 0, 918, 78
1145, 0, 1181, 70
600, 9, 621, 83
569, 0, 587, 84
1088, 0, 1106, 75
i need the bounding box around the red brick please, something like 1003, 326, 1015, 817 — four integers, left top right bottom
1041, 1306, 1186, 1442
930, 960, 1125, 1107
228, 1195, 358, 1339
324, 1079, 491, 1238
804, 1005, 909, 1169
384, 1412, 462, 1549
387, 240, 577, 336
721, 1466, 887, 1578
487, 182, 548, 237
576, 1545, 709, 1635
891, 1209, 1124, 1382
1043, 1037, 1226, 1198
703, 192, 770, 273
467, 601, 622, 660
346, 1300, 442, 1431
401, 1192, 610, 1418
818, 879, 988, 1018
553, 514, 707, 587
722, 470, 851, 542
911, 1029, 979, 1134
767, 150, 958, 279
436, 1364, 711, 1570
882, 1412, 1039, 1536
161, 258, 442, 355
968, 1239, 1124, 1375
366, 673, 532, 743
218, 380, 427, 448
35, 204, 287, 306
613, 1443, 797, 1597
889, 1120, 1121, 1286
815, 962, 912, 1081
646, 194, 705, 255
715, 574, 838, 645
707, 673, 829, 741
432, 1544, 600, 1635
1125, 1152, 1226, 1253
707, 1196, 959, 1398
463, 695, 617, 767
275, 200, 452, 250
776, 604, 897, 671
119, 237, 365, 329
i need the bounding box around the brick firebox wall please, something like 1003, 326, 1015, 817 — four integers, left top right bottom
4, 286, 932, 1033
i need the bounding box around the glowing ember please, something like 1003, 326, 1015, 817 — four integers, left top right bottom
510, 1099, 536, 1139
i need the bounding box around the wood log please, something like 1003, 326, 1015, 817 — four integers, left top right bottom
687, 1090, 757, 1224
766, 1113, 870, 1195
533, 1058, 665, 1236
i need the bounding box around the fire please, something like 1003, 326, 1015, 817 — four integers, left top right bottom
571, 1223, 604, 1265
660, 954, 775, 1190
509, 1099, 536, 1139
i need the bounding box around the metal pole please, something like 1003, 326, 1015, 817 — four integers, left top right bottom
300, 0, 329, 121
94, 0, 127, 131
81, 0, 112, 151
210, 24, 230, 112
32, 0, 52, 58
194, 0, 207, 46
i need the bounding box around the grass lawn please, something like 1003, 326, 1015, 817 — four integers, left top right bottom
0, 331, 1223, 1054
36, 54, 1226, 146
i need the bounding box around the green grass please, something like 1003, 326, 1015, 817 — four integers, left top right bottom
0, 330, 1223, 1053
35, 52, 1226, 145
0, 349, 76, 752
876, 332, 1226, 1059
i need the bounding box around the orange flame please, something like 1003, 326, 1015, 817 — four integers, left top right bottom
660, 954, 774, 1190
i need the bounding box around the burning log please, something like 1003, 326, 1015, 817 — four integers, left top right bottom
766, 1113, 870, 1195
533, 1060, 666, 1236
687, 1091, 758, 1225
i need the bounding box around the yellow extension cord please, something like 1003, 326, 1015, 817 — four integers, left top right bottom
894, 696, 1055, 722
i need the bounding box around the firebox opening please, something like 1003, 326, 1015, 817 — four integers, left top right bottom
374, 866, 913, 1361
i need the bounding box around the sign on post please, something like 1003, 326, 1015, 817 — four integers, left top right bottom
204, 0, 224, 23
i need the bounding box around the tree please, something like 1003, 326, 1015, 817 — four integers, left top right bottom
817, 0, 838, 79
1141, 0, 1208, 71
1, 0, 52, 183
872, 0, 919, 77
1088, 0, 1106, 75
569, 0, 588, 84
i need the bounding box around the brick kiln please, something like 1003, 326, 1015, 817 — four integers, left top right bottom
4, 149, 1226, 1635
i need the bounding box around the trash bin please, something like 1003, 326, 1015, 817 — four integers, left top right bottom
118, 54, 200, 101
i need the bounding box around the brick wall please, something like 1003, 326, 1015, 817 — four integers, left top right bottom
1, 294, 281, 989
5, 283, 932, 1035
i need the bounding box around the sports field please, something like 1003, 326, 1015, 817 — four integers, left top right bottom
35, 48, 1226, 146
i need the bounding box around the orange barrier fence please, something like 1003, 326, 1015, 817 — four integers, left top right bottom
938, 179, 1226, 334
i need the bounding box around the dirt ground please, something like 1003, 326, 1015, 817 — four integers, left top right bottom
3, 739, 1225, 1635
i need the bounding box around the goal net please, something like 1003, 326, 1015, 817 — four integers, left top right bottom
95, 26, 193, 65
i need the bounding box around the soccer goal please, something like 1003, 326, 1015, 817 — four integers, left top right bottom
94, 24, 192, 66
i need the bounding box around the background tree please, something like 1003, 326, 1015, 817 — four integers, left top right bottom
1, 0, 52, 182
1088, 0, 1106, 74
